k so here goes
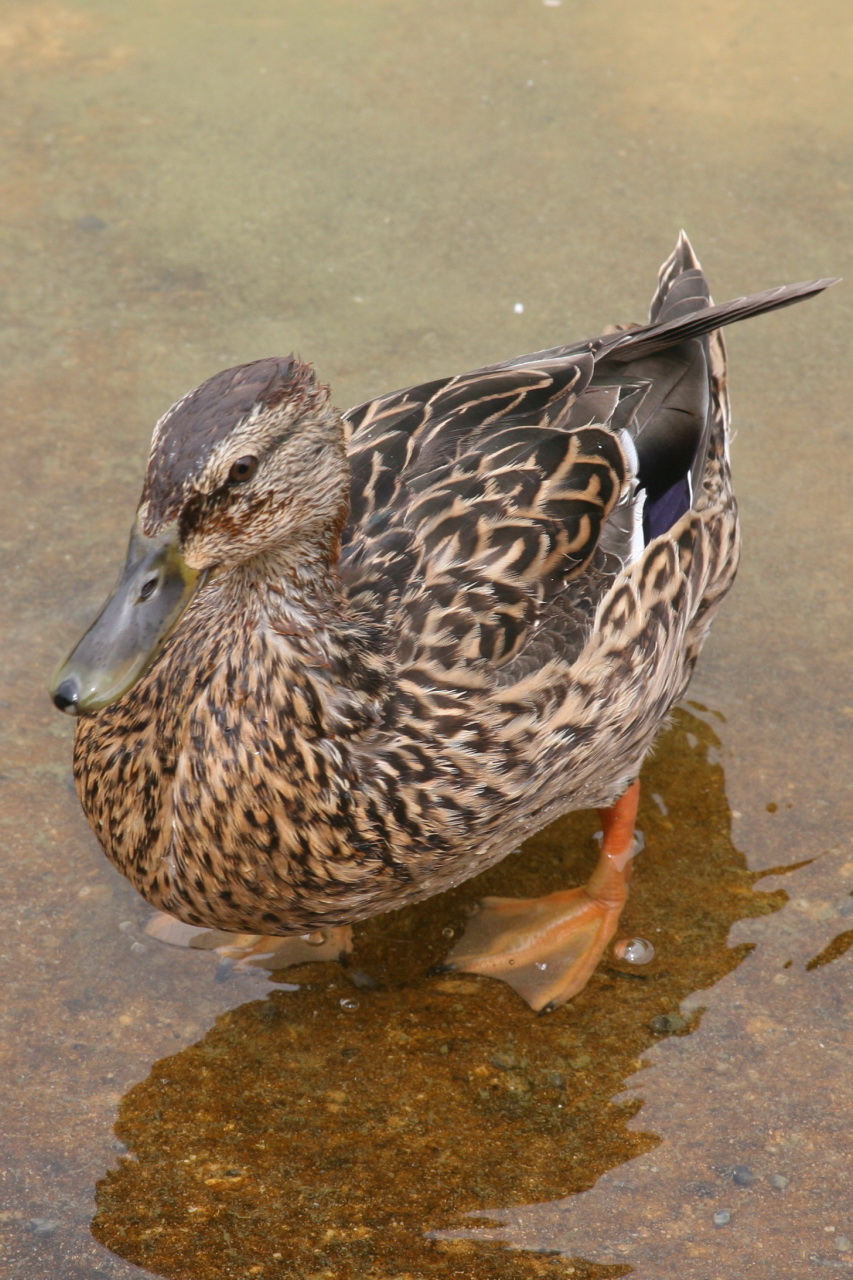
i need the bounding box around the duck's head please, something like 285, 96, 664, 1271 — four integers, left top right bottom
50, 356, 346, 716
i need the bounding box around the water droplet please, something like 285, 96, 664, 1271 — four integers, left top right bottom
303, 931, 327, 947
535, 961, 548, 971
441, 925, 455, 940
339, 996, 359, 1011
513, 301, 524, 314
614, 936, 655, 965
507, 958, 516, 966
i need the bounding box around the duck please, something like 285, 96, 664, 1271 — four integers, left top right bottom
50, 235, 834, 1012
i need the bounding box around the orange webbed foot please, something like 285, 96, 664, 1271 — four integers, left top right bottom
436, 779, 642, 1012
144, 912, 353, 975
438, 885, 628, 1012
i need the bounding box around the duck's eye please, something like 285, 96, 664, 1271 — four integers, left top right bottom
227, 455, 259, 485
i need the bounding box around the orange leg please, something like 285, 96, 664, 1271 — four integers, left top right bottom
437, 780, 642, 1013
144, 912, 353, 975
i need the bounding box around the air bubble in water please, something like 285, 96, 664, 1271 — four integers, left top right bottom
614, 936, 655, 965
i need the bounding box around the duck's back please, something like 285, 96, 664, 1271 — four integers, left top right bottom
338, 235, 823, 704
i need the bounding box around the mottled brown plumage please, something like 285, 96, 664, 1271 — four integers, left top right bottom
56, 235, 834, 1009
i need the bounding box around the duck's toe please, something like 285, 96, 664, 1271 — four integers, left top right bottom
144, 912, 353, 973
438, 887, 625, 1012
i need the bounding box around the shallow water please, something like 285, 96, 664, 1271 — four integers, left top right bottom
2, 2, 851, 1278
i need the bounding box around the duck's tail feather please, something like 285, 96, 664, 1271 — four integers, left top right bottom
649, 229, 710, 324
606, 265, 838, 364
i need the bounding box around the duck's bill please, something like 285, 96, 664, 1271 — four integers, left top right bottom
50, 518, 206, 716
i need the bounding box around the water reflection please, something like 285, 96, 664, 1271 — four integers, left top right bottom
91, 710, 785, 1279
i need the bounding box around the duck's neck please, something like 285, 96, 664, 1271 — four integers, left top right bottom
202, 537, 391, 741
224, 534, 340, 607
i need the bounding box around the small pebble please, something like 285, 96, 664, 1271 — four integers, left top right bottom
339, 996, 359, 1011
836, 1236, 852, 1253
491, 1051, 519, 1071
545, 1071, 566, 1089
614, 937, 655, 965
732, 1165, 755, 1187
649, 1013, 686, 1035
713, 1210, 732, 1227
770, 1173, 790, 1190
26, 1219, 60, 1236
346, 968, 380, 990
76, 214, 106, 232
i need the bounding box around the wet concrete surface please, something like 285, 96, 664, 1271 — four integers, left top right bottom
1, 2, 851, 1278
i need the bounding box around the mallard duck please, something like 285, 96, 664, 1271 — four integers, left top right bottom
50, 235, 833, 1011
